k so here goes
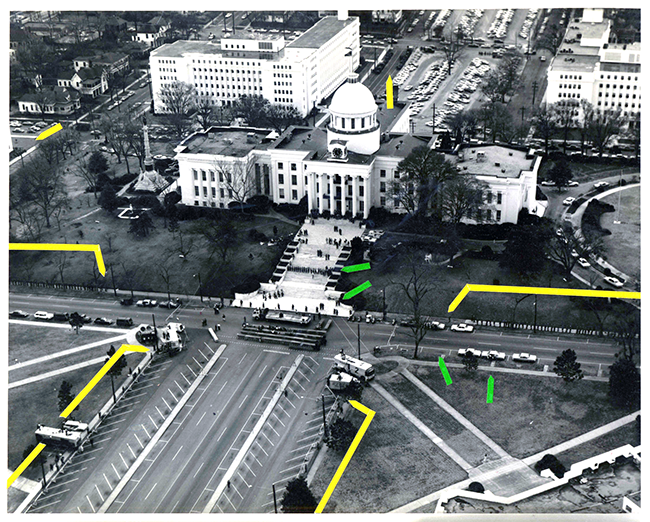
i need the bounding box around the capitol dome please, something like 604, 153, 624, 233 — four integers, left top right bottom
329, 78, 377, 116
327, 73, 380, 155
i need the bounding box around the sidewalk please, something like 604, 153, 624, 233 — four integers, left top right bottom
371, 382, 474, 472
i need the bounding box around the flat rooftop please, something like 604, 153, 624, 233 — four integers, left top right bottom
288, 16, 357, 49
550, 54, 600, 73
176, 127, 274, 157
151, 40, 223, 58
571, 20, 610, 41
377, 134, 432, 158
451, 145, 535, 179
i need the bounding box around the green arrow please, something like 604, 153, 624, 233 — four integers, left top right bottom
486, 375, 494, 404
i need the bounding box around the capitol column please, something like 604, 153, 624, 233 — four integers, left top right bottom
363, 175, 370, 219
306, 172, 314, 214
341, 175, 347, 215
329, 174, 335, 213
352, 176, 358, 217
318, 173, 325, 215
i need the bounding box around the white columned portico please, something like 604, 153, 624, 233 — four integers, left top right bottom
341, 175, 347, 215
318, 173, 325, 214
363, 176, 370, 218
352, 176, 358, 217
329, 175, 335, 212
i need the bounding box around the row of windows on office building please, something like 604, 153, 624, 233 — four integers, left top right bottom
191, 58, 264, 67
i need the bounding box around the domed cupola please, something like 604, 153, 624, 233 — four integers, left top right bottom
327, 73, 380, 155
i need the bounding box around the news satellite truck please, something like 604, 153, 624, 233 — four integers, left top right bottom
334, 352, 375, 382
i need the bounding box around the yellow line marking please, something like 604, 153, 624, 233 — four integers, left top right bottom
448, 283, 641, 313
60, 344, 149, 418
9, 243, 106, 276
36, 123, 63, 141
315, 400, 375, 513
8, 443, 46, 489
386, 76, 393, 109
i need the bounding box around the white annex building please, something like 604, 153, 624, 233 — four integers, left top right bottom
175, 73, 541, 223
149, 12, 359, 117
545, 8, 641, 129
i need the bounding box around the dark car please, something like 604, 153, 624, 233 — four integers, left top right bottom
94, 317, 113, 325
9, 310, 29, 318
52, 312, 70, 322
120, 298, 134, 306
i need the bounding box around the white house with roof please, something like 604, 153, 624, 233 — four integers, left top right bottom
173, 72, 540, 223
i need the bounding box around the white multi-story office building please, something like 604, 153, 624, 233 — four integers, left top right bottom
150, 12, 359, 117
175, 74, 541, 223
546, 8, 641, 129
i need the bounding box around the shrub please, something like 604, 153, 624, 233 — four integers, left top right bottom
246, 195, 272, 213
467, 482, 485, 493
248, 228, 268, 242
535, 454, 567, 478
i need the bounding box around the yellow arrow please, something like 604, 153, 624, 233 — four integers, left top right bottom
386, 75, 393, 109
60, 344, 149, 418
448, 283, 641, 313
9, 243, 106, 276
315, 400, 375, 513
36, 122, 63, 141
7, 443, 46, 489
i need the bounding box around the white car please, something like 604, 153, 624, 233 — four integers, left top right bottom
541, 180, 556, 186
428, 320, 446, 330
481, 350, 506, 361
512, 352, 538, 363
594, 181, 610, 189
568, 180, 579, 187
34, 311, 54, 320
458, 348, 481, 357
577, 257, 591, 268
571, 249, 580, 258
604, 276, 624, 288
563, 197, 575, 206
451, 323, 474, 333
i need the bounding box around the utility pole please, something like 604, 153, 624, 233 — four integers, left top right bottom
152, 313, 159, 353
272, 483, 278, 513
382, 288, 386, 321
432, 103, 435, 134
357, 323, 361, 359
533, 295, 538, 334
520, 106, 526, 125
531, 81, 539, 108
194, 273, 203, 302
321, 394, 328, 438
613, 169, 623, 224
109, 264, 117, 297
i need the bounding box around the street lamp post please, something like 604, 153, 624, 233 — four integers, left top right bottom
322, 394, 328, 438
194, 273, 203, 302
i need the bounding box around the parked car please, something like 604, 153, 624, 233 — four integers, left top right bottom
594, 181, 610, 189
541, 180, 556, 186
458, 348, 481, 357
451, 323, 474, 333
427, 320, 446, 330
400, 319, 416, 327
481, 350, 506, 361
9, 310, 29, 318
577, 257, 591, 268
568, 180, 579, 187
136, 299, 157, 307
159, 299, 182, 308
34, 311, 54, 320
603, 276, 624, 288
116, 317, 134, 327
94, 317, 113, 325
562, 197, 576, 206
52, 312, 70, 322
512, 352, 538, 363
120, 297, 134, 306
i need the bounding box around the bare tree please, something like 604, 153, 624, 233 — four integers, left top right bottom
9, 187, 46, 242
192, 217, 238, 262
19, 155, 68, 228
440, 27, 465, 76
393, 258, 435, 359
552, 102, 577, 154
588, 108, 624, 156
103, 232, 117, 254
389, 179, 418, 217
213, 158, 257, 212
157, 81, 196, 138
120, 262, 139, 298
613, 310, 640, 361
175, 227, 194, 259
56, 251, 68, 284
537, 24, 563, 55
531, 103, 557, 155
547, 227, 604, 278
577, 99, 595, 153
440, 176, 491, 225
264, 104, 303, 134
195, 94, 216, 131
157, 255, 175, 301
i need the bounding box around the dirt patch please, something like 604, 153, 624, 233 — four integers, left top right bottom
374, 360, 399, 375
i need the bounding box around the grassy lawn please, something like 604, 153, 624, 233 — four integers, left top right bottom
351, 246, 625, 330
310, 386, 467, 513
8, 355, 144, 479
9, 324, 122, 365
555, 422, 640, 468
599, 186, 640, 282
10, 210, 299, 299
381, 373, 499, 467
408, 364, 635, 460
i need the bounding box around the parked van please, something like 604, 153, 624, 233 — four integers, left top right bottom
334, 352, 375, 382
116, 317, 134, 327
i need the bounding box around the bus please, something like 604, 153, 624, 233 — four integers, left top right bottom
35, 424, 87, 450
334, 352, 375, 381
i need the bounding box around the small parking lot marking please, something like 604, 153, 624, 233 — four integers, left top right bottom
86, 495, 95, 512
103, 473, 113, 491
94, 484, 104, 502
186, 364, 197, 377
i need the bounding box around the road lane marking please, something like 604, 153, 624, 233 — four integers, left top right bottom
186, 364, 197, 377
260, 431, 275, 446
268, 424, 280, 437
297, 368, 310, 381
196, 411, 207, 426
181, 373, 192, 385
103, 473, 113, 491
286, 454, 307, 463
155, 406, 165, 419
204, 342, 215, 353
102, 418, 128, 427
239, 353, 248, 365
86, 495, 96, 512
243, 460, 257, 477
122, 392, 147, 400
302, 424, 320, 433
239, 395, 249, 409
134, 434, 144, 449
126, 443, 136, 458
259, 364, 268, 378
478, 342, 501, 346
198, 348, 209, 360
95, 484, 105, 502
141, 424, 150, 438
111, 463, 121, 480
148, 415, 158, 429
296, 433, 320, 444
67, 458, 95, 467
589, 351, 615, 356
162, 397, 171, 410
192, 356, 202, 367
235, 474, 249, 492
193, 462, 204, 478
272, 412, 286, 427
223, 493, 237, 509
218, 381, 228, 394
279, 463, 303, 474
174, 380, 184, 393
144, 483, 157, 500
168, 389, 176, 400
277, 403, 291, 417
171, 446, 184, 461
47, 477, 79, 488
295, 380, 306, 391
255, 440, 268, 456
263, 349, 290, 355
